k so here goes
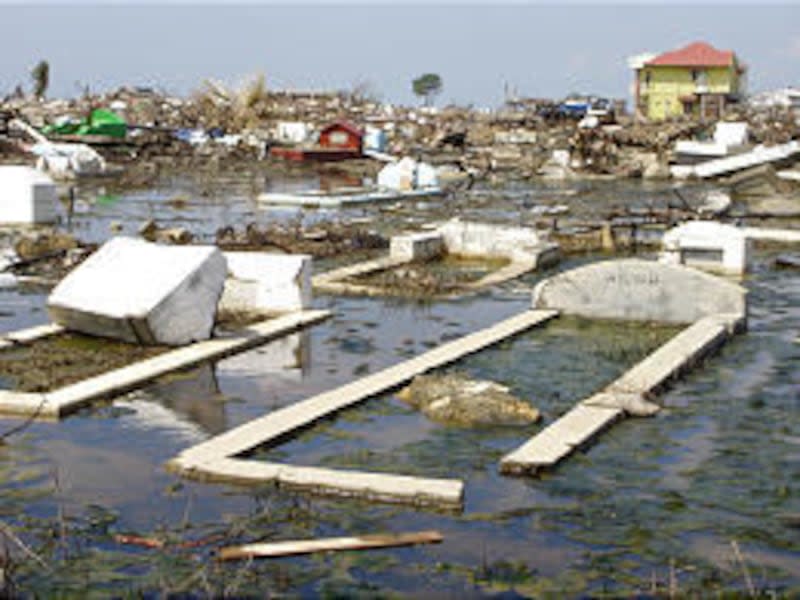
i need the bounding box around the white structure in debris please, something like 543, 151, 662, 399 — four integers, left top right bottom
377, 157, 438, 191
660, 221, 750, 275
32, 142, 107, 179
675, 121, 749, 163
275, 122, 310, 144
389, 220, 559, 267
0, 166, 58, 224
389, 232, 445, 262
673, 140, 800, 179
219, 252, 312, 315
437, 219, 557, 263
48, 237, 227, 346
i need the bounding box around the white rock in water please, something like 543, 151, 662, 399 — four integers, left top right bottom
48, 237, 227, 346
397, 373, 540, 426
0, 166, 58, 224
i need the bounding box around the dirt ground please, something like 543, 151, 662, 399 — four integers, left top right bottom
349, 255, 510, 297
0, 333, 167, 393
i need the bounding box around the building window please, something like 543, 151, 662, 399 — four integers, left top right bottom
692, 70, 708, 88
329, 131, 349, 145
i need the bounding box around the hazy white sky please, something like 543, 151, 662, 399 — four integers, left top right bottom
1, 3, 798, 107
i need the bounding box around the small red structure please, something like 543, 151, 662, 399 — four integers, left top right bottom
319, 120, 364, 152
270, 120, 364, 162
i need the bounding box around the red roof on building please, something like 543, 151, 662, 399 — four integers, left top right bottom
646, 42, 735, 67
321, 120, 364, 138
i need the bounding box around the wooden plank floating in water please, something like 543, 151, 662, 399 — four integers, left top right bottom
0, 310, 331, 419
169, 309, 559, 507
218, 530, 443, 561
500, 313, 745, 475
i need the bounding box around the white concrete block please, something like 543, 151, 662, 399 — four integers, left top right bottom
48, 237, 227, 346
220, 252, 311, 314
0, 166, 58, 224
389, 232, 444, 262
713, 121, 748, 147
437, 220, 547, 261
660, 221, 750, 274
378, 157, 439, 191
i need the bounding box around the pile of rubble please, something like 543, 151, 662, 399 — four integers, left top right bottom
0, 79, 798, 187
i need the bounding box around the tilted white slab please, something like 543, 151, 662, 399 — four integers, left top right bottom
48, 237, 227, 346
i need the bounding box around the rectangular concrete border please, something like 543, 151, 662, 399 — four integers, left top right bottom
499, 312, 746, 475
168, 309, 559, 508
312, 253, 558, 299
0, 310, 331, 420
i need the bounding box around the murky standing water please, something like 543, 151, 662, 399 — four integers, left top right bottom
0, 170, 797, 596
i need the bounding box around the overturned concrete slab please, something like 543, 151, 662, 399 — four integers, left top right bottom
533, 259, 746, 324
0, 166, 58, 224
693, 141, 800, 179
169, 309, 558, 508
660, 221, 751, 275
48, 237, 227, 346
219, 252, 312, 316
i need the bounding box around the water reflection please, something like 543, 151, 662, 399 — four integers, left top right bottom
118, 331, 309, 437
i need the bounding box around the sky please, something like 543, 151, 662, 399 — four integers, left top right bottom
0, 3, 798, 108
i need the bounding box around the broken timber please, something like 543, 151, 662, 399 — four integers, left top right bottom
168, 309, 558, 508
217, 530, 443, 561
0, 310, 330, 419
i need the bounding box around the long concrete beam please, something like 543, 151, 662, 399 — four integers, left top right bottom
500, 312, 745, 475
189, 457, 464, 508
169, 309, 558, 507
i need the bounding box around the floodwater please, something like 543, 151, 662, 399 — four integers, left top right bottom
0, 168, 798, 596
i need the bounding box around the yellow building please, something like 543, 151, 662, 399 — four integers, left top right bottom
634, 42, 746, 121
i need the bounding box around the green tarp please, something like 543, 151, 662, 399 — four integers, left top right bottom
43, 108, 127, 139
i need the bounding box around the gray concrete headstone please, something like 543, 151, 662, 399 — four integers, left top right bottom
532, 259, 746, 324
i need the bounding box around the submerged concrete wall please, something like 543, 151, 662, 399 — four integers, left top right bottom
533, 259, 747, 324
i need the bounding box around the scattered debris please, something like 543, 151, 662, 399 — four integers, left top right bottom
216, 221, 387, 259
